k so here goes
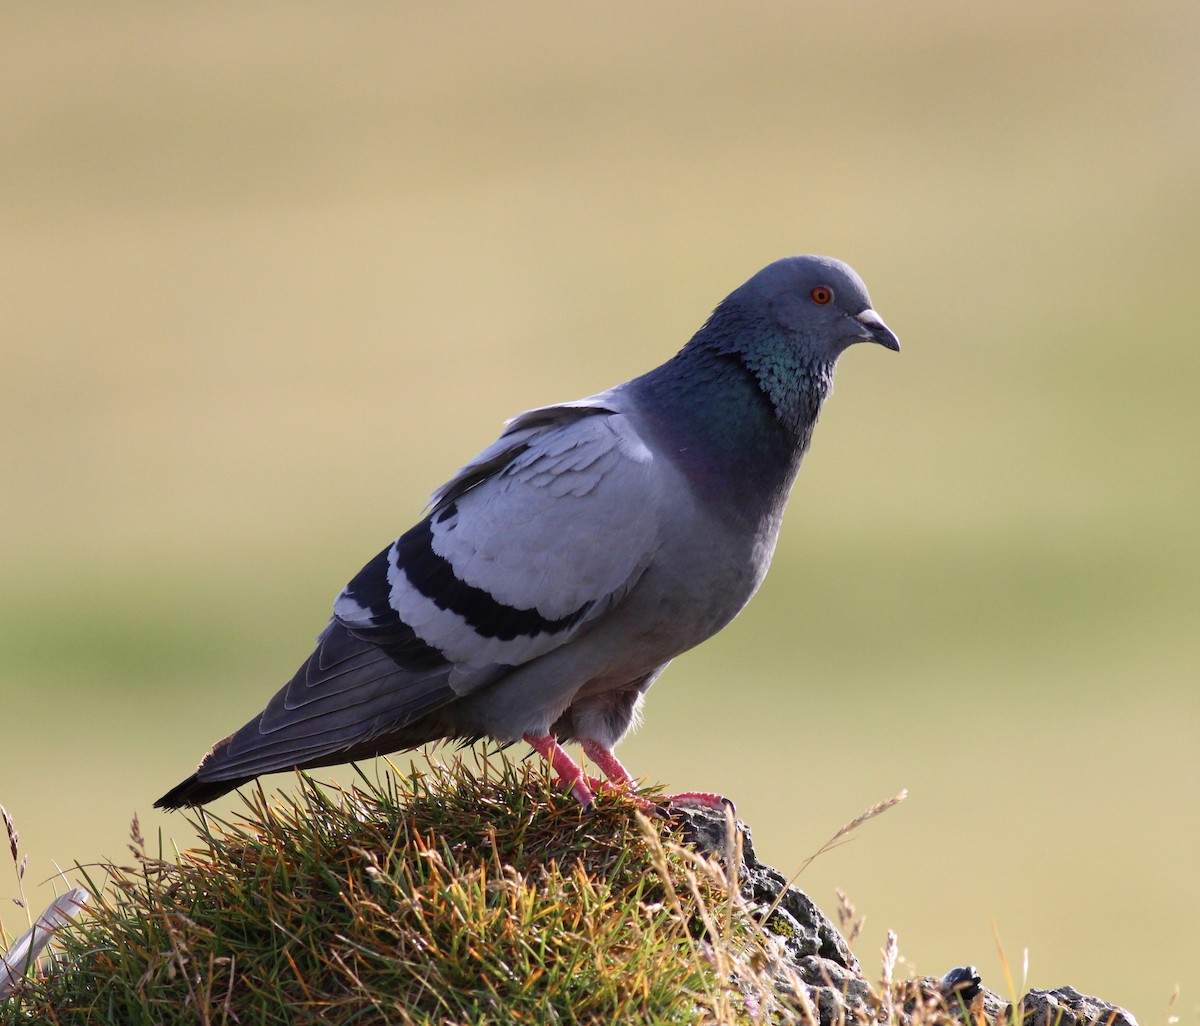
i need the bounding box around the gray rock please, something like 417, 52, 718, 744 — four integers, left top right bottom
1019, 986, 1140, 1026
674, 806, 1139, 1026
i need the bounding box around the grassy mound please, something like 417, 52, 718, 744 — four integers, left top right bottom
2, 757, 778, 1025
2, 756, 1140, 1026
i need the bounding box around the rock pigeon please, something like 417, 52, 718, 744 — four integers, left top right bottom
156, 255, 898, 811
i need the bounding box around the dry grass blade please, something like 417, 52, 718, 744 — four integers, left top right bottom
880, 929, 898, 1021
799, 789, 908, 876
759, 788, 907, 928
835, 887, 865, 945
1, 810, 16, 866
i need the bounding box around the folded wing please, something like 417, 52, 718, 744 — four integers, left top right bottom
157, 394, 665, 806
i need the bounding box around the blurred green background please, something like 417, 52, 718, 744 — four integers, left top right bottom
3, 3, 1198, 1017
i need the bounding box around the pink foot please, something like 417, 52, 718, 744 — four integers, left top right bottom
663, 791, 734, 812
524, 734, 734, 812
580, 739, 733, 812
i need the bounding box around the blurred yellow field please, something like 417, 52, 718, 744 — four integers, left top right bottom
2, 4, 1198, 1017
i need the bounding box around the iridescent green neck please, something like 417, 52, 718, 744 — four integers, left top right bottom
629, 334, 830, 517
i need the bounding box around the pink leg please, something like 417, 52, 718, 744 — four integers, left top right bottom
580, 739, 638, 788
580, 738, 733, 812
579, 739, 654, 810
523, 733, 595, 807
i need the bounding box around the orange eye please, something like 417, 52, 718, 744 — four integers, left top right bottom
811, 286, 833, 304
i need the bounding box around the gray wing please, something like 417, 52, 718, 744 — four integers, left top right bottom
339, 395, 664, 679
157, 393, 666, 806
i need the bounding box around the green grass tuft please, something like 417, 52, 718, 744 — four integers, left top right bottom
1, 756, 768, 1025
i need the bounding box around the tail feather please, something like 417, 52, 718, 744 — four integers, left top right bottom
155, 622, 459, 809
155, 772, 252, 809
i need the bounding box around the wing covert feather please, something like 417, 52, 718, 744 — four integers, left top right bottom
334, 398, 664, 673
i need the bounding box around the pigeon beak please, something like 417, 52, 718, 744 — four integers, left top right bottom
854, 309, 900, 352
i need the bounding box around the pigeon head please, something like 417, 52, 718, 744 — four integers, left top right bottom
721, 254, 900, 363
676, 255, 899, 441
628, 255, 898, 511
